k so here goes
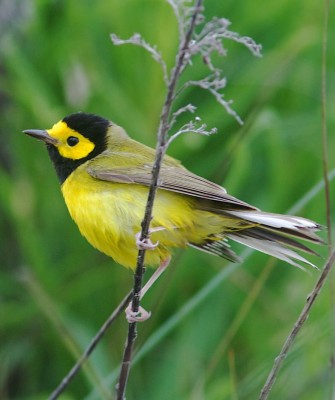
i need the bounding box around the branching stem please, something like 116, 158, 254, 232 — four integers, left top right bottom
115, 1, 203, 399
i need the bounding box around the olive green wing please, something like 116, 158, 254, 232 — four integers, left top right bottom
87, 150, 322, 268
87, 151, 256, 210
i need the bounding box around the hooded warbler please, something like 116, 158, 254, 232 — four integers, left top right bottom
24, 112, 322, 275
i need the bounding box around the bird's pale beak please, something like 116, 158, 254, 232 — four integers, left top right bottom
23, 129, 58, 145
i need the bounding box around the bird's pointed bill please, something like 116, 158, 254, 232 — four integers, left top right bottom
23, 129, 58, 145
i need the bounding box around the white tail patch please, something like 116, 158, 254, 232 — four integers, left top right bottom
229, 211, 319, 231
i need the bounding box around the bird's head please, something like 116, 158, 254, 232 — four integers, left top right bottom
24, 112, 111, 183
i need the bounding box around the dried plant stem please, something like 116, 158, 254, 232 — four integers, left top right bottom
321, 0, 331, 250
259, 249, 335, 400
49, 291, 132, 400
321, 1, 335, 396
115, 1, 204, 399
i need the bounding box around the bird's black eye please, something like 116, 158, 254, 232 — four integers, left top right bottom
67, 136, 79, 147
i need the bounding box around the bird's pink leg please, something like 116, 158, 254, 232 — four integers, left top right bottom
125, 257, 171, 323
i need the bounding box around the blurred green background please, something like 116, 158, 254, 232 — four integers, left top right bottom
1, 0, 334, 399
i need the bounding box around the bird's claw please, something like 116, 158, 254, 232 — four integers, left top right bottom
125, 305, 151, 323
135, 233, 159, 250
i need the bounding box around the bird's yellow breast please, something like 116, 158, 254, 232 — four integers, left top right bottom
61, 164, 220, 269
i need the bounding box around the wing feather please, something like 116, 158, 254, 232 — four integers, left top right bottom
87, 159, 256, 210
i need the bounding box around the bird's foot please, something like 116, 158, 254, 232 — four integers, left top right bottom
125, 304, 151, 323
135, 233, 159, 250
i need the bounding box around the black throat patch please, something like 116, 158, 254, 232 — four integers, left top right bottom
47, 113, 110, 184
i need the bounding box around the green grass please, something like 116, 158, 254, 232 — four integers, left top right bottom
1, 0, 334, 399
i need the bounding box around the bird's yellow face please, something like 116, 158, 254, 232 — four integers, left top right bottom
24, 112, 110, 183
47, 121, 95, 160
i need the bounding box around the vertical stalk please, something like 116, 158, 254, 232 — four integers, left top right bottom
115, 1, 203, 399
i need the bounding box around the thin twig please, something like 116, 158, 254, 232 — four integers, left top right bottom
321, 0, 331, 251
49, 291, 132, 400
321, 0, 335, 396
166, 0, 188, 42
166, 118, 217, 147
183, 75, 244, 125
115, 1, 204, 399
110, 33, 169, 84
169, 103, 197, 128
259, 249, 335, 400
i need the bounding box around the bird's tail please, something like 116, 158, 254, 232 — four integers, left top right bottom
190, 210, 323, 269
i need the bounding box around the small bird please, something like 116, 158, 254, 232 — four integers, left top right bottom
24, 112, 322, 320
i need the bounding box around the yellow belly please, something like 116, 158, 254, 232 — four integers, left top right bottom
61, 167, 220, 269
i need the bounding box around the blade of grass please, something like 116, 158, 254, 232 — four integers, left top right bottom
204, 259, 275, 380
20, 268, 112, 400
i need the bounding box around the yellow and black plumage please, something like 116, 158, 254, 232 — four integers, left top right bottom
24, 112, 322, 271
